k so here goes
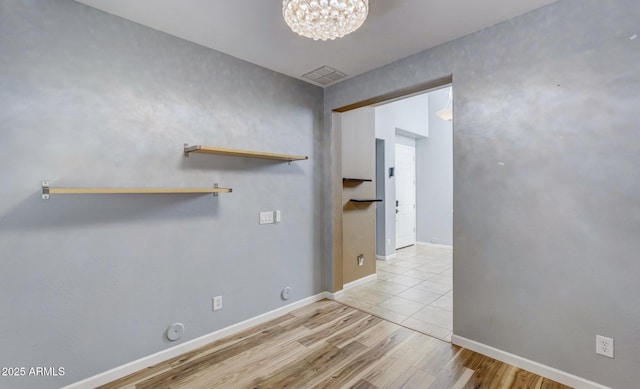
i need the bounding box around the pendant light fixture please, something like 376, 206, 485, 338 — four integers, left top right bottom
436, 87, 453, 121
283, 0, 369, 41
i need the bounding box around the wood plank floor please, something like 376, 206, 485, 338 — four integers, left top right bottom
100, 300, 572, 389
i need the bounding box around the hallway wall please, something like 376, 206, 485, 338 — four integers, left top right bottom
416, 88, 453, 246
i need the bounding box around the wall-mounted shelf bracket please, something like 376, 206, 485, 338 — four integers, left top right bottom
42, 180, 51, 200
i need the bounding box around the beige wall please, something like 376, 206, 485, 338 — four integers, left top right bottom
341, 107, 377, 285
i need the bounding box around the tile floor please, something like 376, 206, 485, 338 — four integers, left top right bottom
335, 244, 453, 342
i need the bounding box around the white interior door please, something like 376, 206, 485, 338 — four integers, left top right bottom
395, 144, 416, 249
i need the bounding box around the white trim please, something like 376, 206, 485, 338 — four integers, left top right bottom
325, 290, 342, 300
376, 253, 397, 261
343, 273, 377, 290
62, 292, 332, 389
292, 274, 378, 303
451, 335, 610, 389
416, 241, 453, 249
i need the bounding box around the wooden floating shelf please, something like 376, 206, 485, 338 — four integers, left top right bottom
184, 144, 308, 162
343, 178, 372, 182
349, 199, 383, 203
343, 178, 373, 183
41, 181, 231, 199
46, 188, 232, 194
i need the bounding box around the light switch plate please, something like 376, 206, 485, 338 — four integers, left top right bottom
213, 296, 223, 311
259, 211, 274, 224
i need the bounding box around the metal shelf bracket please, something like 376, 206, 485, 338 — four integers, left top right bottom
42, 180, 50, 200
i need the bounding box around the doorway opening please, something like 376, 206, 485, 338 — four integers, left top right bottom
333, 82, 453, 342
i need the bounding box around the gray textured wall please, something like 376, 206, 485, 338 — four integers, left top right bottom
0, 1, 324, 388
416, 88, 453, 246
325, 0, 640, 387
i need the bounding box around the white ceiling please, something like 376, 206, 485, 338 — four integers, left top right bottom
75, 0, 558, 86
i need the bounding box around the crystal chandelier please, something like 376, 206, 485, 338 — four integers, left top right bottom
283, 0, 369, 41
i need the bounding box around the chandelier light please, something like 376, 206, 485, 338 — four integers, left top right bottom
436, 87, 453, 121
283, 0, 369, 41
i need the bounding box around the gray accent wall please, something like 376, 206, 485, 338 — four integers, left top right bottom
0, 1, 324, 388
416, 88, 453, 246
325, 0, 640, 387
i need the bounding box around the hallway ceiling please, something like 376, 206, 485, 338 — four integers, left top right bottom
75, 0, 558, 86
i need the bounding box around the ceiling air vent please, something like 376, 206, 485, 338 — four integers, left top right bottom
302, 66, 346, 86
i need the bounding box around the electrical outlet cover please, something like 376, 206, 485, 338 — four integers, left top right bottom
213, 296, 223, 311
596, 335, 614, 358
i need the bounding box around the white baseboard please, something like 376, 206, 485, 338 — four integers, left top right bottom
343, 273, 377, 290
376, 253, 397, 261
62, 292, 332, 389
324, 274, 377, 300
451, 335, 610, 389
416, 241, 453, 249
65, 294, 609, 389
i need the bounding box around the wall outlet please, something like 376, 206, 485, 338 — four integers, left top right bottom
213, 296, 223, 311
596, 335, 614, 358
357, 254, 364, 266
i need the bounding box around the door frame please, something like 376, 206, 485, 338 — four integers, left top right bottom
331, 76, 452, 292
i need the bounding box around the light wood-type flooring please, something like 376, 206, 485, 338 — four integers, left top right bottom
101, 300, 571, 389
